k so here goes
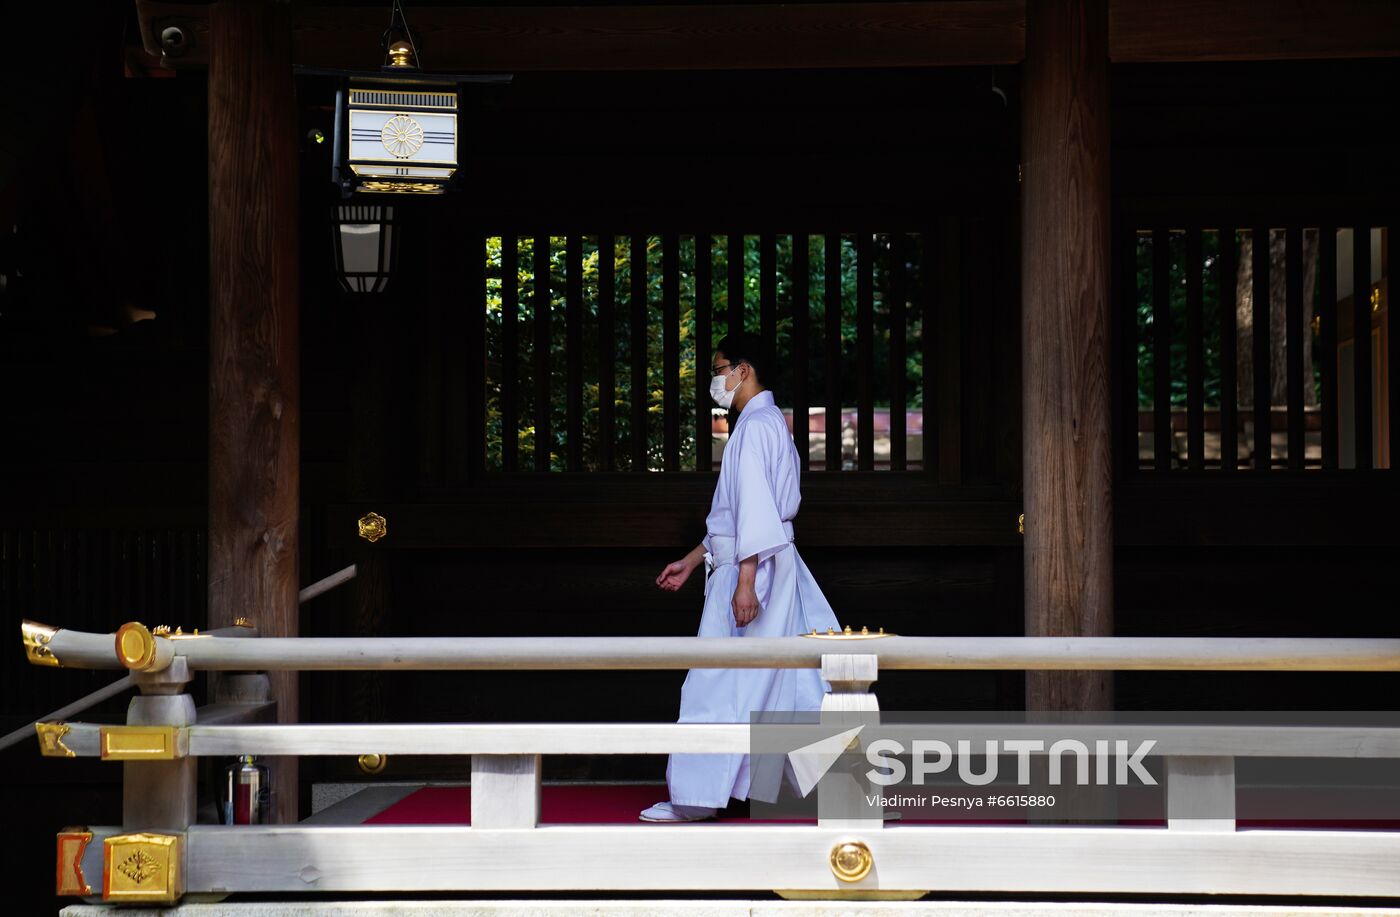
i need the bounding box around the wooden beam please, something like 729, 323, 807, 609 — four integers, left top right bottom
1151, 227, 1172, 471
1109, 0, 1400, 63
1319, 225, 1339, 470
597, 235, 617, 471
630, 234, 649, 472
693, 233, 713, 472
856, 232, 875, 471
207, 0, 299, 824
1021, 0, 1114, 711
501, 236, 520, 471
1185, 227, 1205, 471
137, 0, 1400, 73
137, 1, 1026, 71
1219, 227, 1240, 471
534, 235, 553, 473
791, 235, 811, 472
823, 234, 843, 472
662, 233, 681, 472
565, 235, 584, 471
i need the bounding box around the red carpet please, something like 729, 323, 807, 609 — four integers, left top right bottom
363, 786, 1400, 828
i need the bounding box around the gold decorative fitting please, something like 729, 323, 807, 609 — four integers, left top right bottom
103, 833, 182, 904
101, 726, 179, 761
115, 622, 159, 671
358, 753, 388, 776
22, 619, 62, 667
358, 180, 446, 195
1372, 287, 1382, 312
829, 840, 874, 883
56, 829, 94, 896
802, 626, 893, 640
167, 627, 207, 640
1018, 512, 1025, 535
358, 511, 388, 542
37, 722, 76, 758
386, 39, 416, 69
233, 617, 253, 628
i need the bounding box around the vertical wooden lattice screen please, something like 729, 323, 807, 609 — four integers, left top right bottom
1122, 223, 1394, 472
478, 232, 957, 475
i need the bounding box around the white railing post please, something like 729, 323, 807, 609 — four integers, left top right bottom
1165, 755, 1236, 832
124, 656, 197, 832
470, 754, 542, 828
818, 652, 883, 829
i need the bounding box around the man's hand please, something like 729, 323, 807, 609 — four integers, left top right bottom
656, 557, 698, 592
732, 580, 761, 627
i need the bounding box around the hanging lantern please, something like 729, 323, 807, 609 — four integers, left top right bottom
300, 2, 510, 291
300, 1, 510, 198
302, 2, 515, 197
334, 54, 461, 196
332, 204, 398, 293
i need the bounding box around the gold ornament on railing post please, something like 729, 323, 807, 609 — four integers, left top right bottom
102, 833, 183, 903
802, 625, 893, 640
56, 828, 94, 897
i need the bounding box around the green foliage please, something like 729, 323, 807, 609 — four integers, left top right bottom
483, 234, 925, 472
1135, 232, 1223, 410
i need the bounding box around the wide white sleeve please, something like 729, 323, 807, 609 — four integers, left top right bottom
732, 426, 792, 566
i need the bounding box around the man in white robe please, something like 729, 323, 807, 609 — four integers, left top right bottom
641, 332, 841, 822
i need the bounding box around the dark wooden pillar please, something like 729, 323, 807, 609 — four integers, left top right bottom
208, 0, 300, 822
1021, 0, 1114, 712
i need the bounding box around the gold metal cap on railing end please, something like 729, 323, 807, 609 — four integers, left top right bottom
22, 619, 62, 667
358, 753, 388, 776
37, 722, 75, 758
115, 622, 159, 671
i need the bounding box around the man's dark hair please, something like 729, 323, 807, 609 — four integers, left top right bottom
715, 331, 774, 386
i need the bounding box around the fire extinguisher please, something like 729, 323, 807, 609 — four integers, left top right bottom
222, 755, 271, 825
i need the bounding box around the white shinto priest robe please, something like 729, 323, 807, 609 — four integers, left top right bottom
665, 389, 842, 808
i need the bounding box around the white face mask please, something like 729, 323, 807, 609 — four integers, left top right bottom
709, 366, 739, 409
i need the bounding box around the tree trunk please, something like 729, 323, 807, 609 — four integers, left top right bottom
1236, 229, 1318, 408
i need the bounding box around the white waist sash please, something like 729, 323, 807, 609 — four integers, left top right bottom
702, 520, 795, 597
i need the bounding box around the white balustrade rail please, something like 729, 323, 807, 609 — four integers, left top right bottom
27, 623, 1400, 672
24, 620, 1400, 905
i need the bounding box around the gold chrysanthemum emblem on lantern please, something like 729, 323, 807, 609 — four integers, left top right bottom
380, 115, 424, 158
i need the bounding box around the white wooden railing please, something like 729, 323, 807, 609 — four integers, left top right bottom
24, 619, 1400, 905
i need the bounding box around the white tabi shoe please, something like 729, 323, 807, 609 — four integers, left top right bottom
638, 801, 718, 822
